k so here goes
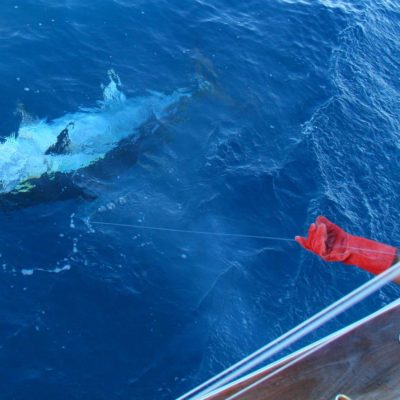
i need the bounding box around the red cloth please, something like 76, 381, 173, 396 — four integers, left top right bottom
296, 216, 397, 275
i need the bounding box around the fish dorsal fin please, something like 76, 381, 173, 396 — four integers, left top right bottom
45, 122, 74, 155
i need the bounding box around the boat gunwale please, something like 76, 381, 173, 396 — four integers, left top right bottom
197, 298, 400, 400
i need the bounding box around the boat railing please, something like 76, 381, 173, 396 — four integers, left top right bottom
177, 261, 400, 400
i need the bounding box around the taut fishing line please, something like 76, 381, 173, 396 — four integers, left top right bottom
88, 220, 397, 255
89, 220, 296, 242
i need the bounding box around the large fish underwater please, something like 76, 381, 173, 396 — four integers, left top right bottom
0, 70, 192, 202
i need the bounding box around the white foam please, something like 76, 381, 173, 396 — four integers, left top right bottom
0, 71, 191, 193
21, 264, 71, 276
21, 269, 34, 275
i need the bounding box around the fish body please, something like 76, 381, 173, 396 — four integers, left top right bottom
0, 71, 190, 193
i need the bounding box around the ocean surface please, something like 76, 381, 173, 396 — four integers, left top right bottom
0, 0, 399, 398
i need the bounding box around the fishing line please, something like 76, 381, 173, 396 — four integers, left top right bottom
89, 220, 296, 242
346, 246, 397, 256
88, 221, 397, 255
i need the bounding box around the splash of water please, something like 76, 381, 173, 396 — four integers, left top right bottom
0, 70, 191, 193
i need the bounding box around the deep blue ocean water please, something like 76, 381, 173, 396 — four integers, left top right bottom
0, 0, 400, 398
